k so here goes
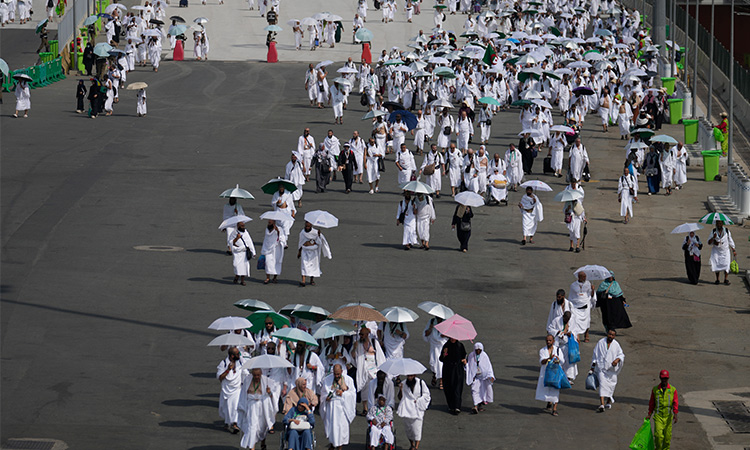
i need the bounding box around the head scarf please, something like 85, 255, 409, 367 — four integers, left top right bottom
596, 271, 624, 297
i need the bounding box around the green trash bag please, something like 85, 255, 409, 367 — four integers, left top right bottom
713, 127, 725, 142
730, 260, 739, 274
629, 418, 655, 450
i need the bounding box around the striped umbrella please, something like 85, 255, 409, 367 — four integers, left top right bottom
698, 212, 734, 225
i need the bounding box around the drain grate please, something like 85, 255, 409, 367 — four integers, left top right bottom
713, 401, 750, 433
3, 440, 56, 450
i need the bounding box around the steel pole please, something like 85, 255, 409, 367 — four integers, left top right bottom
670, 0, 676, 76
728, 0, 734, 164
73, 0, 78, 72
707, 0, 714, 120
683, 0, 689, 85
692, 0, 699, 117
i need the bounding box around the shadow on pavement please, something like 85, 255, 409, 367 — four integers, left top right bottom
506, 365, 543, 372
190, 372, 217, 378
159, 420, 224, 430
189, 447, 237, 450
187, 248, 229, 255
163, 398, 219, 408
188, 277, 236, 284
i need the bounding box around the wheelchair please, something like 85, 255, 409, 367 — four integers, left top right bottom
365, 419, 396, 450
279, 421, 316, 450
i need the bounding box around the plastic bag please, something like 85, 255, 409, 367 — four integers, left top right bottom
629, 418, 655, 450
543, 361, 565, 389
568, 338, 581, 364
585, 372, 599, 391
730, 260, 739, 274
257, 255, 266, 270
713, 127, 725, 142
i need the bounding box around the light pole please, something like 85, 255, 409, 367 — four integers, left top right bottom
692, 0, 700, 118
671, 0, 676, 77
728, 0, 734, 165
707, 0, 715, 120
683, 0, 689, 85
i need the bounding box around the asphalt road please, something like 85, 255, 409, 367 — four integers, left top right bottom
2, 58, 749, 450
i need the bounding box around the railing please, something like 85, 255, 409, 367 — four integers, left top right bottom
2, 58, 67, 92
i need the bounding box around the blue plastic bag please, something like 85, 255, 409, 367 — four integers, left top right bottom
568, 337, 581, 364
257, 255, 266, 270
543, 361, 565, 389
586, 372, 599, 391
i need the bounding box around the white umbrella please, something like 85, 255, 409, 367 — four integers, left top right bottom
532, 99, 552, 109
521, 89, 544, 99
126, 82, 148, 90
333, 77, 353, 87
207, 334, 255, 347
574, 264, 611, 281
625, 141, 649, 151
381, 306, 420, 323
520, 180, 553, 191
219, 184, 254, 199
304, 210, 339, 228
518, 129, 543, 138
554, 189, 584, 202
568, 60, 592, 69
208, 316, 252, 330
286, 18, 300, 26
260, 210, 294, 222
454, 191, 485, 207
315, 60, 334, 70
417, 301, 454, 319
550, 125, 575, 133
650, 135, 678, 145
194, 17, 209, 24
430, 98, 453, 108
300, 17, 317, 26
362, 110, 388, 120
400, 180, 435, 194
234, 299, 274, 312
218, 215, 253, 230
143, 29, 162, 37
584, 52, 604, 61
378, 358, 427, 376
311, 320, 358, 340
337, 66, 358, 74
671, 223, 704, 234
241, 354, 293, 370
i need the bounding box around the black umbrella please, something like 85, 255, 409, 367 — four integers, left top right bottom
572, 86, 594, 96
383, 101, 404, 111
169, 15, 186, 23
149, 19, 165, 25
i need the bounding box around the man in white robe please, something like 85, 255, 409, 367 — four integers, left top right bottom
261, 220, 286, 284
568, 138, 590, 181
323, 130, 341, 181
284, 152, 306, 207
547, 311, 579, 382
504, 144, 523, 191
290, 343, 325, 394
348, 131, 366, 184
518, 187, 543, 244
419, 144, 445, 196
229, 223, 254, 286
351, 326, 386, 414
617, 167, 638, 223
319, 365, 356, 450
396, 192, 418, 250
238, 369, 276, 449
708, 220, 737, 284
395, 143, 416, 185
321, 337, 353, 376
447, 144, 464, 196
13, 80, 31, 118
397, 374, 431, 450
465, 342, 495, 414
297, 128, 316, 181
271, 186, 296, 239
590, 329, 625, 412
297, 221, 331, 287
659, 145, 675, 194
365, 137, 382, 194
546, 289, 572, 333
380, 323, 409, 359
423, 317, 448, 388
217, 347, 247, 433
223, 197, 246, 253
673, 142, 688, 189
569, 272, 594, 343
305, 65, 318, 106
414, 194, 436, 250
535, 334, 565, 416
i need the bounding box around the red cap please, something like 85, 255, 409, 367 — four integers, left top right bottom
659, 370, 670, 379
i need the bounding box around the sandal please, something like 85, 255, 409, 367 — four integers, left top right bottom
521, 239, 526, 245
724, 280, 731, 285
552, 411, 559, 416
310, 280, 316, 286
264, 279, 270, 285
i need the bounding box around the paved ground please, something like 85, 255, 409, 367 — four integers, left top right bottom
2, 26, 750, 450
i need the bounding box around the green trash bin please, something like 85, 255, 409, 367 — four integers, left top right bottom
667, 98, 684, 125
661, 77, 676, 96
49, 39, 58, 56
701, 150, 722, 181
683, 119, 699, 144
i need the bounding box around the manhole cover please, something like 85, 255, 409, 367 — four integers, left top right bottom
713, 401, 750, 433
3, 439, 67, 450
133, 245, 184, 252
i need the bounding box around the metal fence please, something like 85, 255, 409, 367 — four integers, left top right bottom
630, 0, 750, 102
57, 0, 90, 50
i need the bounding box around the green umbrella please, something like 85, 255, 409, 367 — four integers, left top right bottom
261, 178, 297, 194
247, 311, 290, 333
234, 299, 274, 312
384, 58, 404, 66
650, 134, 678, 145
433, 4, 447, 8
288, 305, 331, 321
36, 18, 48, 34
698, 212, 734, 225
478, 96, 501, 106
549, 27, 561, 37
83, 15, 99, 26
511, 99, 533, 107
517, 70, 541, 82
522, 9, 538, 14
631, 127, 655, 137
311, 320, 358, 340
492, 31, 506, 38
355, 28, 374, 42
542, 70, 561, 80
272, 328, 319, 347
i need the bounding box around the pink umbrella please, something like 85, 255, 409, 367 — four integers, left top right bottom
434, 314, 477, 341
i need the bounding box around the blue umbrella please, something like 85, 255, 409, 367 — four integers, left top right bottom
387, 110, 418, 131
93, 42, 113, 58
83, 15, 99, 26
264, 24, 282, 32
97, 13, 113, 19
355, 28, 374, 42
108, 49, 126, 56
168, 24, 187, 36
